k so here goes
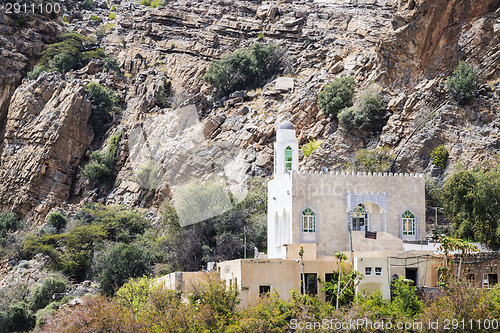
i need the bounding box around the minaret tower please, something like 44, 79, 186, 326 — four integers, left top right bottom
274, 121, 299, 176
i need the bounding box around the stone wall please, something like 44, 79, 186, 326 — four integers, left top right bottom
290, 171, 425, 257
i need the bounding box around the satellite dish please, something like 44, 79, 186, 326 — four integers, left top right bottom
321, 166, 329, 172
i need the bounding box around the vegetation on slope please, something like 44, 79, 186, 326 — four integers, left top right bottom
27, 32, 105, 80
204, 42, 286, 97
33, 276, 500, 333
440, 160, 500, 249
446, 61, 482, 105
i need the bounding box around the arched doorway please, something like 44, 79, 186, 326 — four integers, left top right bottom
351, 204, 367, 231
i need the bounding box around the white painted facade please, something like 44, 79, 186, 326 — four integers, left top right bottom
267, 122, 426, 259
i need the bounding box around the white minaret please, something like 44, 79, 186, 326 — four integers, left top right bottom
274, 121, 299, 176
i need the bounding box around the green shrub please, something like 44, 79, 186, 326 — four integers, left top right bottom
318, 76, 355, 118
135, 160, 161, 189
103, 57, 121, 72
27, 64, 46, 80
85, 81, 116, 134
321, 268, 361, 307
204, 42, 285, 97
446, 61, 481, 105
188, 278, 240, 323
40, 32, 89, 68
430, 145, 448, 170
82, 0, 93, 9
82, 48, 106, 60
29, 273, 68, 311
16, 16, 27, 27
0, 212, 17, 238
35, 305, 57, 330
109, 12, 116, 20
48, 52, 77, 74
347, 148, 393, 173
37, 31, 103, 76
156, 78, 172, 108
46, 212, 68, 232
94, 243, 153, 296
111, 5, 117, 10
441, 161, 500, 249
3, 302, 35, 332
140, 0, 151, 5
23, 224, 107, 281
81, 131, 121, 183
78, 203, 150, 243
90, 14, 99, 21
338, 88, 385, 132
390, 278, 423, 318
301, 139, 323, 157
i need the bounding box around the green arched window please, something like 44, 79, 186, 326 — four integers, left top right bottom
285, 146, 292, 172
352, 205, 366, 218
402, 210, 416, 235
302, 208, 316, 233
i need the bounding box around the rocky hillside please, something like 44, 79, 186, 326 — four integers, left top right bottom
0, 0, 498, 224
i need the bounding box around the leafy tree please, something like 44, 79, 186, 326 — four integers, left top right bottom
390, 278, 423, 318
347, 148, 393, 173
430, 145, 449, 170
103, 57, 121, 72
204, 42, 285, 97
189, 278, 240, 326
81, 131, 121, 183
2, 302, 35, 332
26, 31, 105, 80
318, 76, 355, 118
156, 78, 172, 109
162, 180, 267, 272
46, 211, 68, 233
47, 53, 77, 74
446, 61, 482, 105
23, 225, 107, 281
29, 273, 68, 311
338, 87, 385, 133
441, 162, 500, 249
82, 0, 93, 9
27, 65, 46, 80
0, 212, 17, 238
321, 267, 361, 308
301, 139, 323, 158
77, 203, 150, 243
85, 82, 117, 134
93, 243, 153, 296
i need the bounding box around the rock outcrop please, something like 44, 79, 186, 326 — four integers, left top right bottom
0, 73, 92, 222
0, 0, 498, 222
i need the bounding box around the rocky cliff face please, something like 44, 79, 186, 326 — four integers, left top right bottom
0, 0, 498, 223
0, 73, 93, 222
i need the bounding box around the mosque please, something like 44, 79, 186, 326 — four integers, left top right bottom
161, 121, 442, 304
267, 121, 426, 259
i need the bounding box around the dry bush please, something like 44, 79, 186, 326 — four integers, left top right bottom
37, 296, 142, 333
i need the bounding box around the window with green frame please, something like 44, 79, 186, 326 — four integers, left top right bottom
302, 207, 316, 232
285, 146, 292, 172
402, 210, 416, 235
